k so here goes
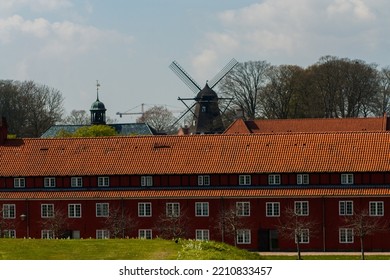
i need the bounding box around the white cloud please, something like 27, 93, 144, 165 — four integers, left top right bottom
0, 0, 72, 13
327, 0, 376, 21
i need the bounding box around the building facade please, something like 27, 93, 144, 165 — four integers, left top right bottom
1, 117, 390, 251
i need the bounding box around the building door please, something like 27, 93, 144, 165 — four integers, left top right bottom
72, 230, 81, 239
269, 230, 279, 251
258, 229, 270, 251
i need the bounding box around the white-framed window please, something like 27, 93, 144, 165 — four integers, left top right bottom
71, 177, 83, 187
3, 229, 16, 238
195, 202, 209, 217
198, 175, 210, 186
14, 177, 25, 188
139, 229, 152, 239
239, 175, 251, 186
266, 202, 280, 217
237, 229, 251, 244
195, 229, 209, 241
339, 201, 353, 216
138, 202, 152, 217
96, 203, 109, 217
68, 204, 82, 218
297, 174, 309, 185
141, 176, 153, 187
98, 177, 109, 187
41, 204, 54, 218
295, 201, 309, 216
268, 174, 281, 185
96, 229, 109, 239
339, 228, 354, 243
369, 201, 384, 216
295, 229, 310, 244
236, 202, 250, 216
2, 204, 16, 219
341, 173, 353, 185
41, 230, 54, 239
166, 202, 180, 217
44, 177, 56, 188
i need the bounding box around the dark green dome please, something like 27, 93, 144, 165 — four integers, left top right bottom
90, 98, 106, 111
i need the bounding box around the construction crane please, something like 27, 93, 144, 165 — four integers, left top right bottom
116, 104, 145, 119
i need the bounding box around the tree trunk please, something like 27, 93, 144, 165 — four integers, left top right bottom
360, 236, 365, 260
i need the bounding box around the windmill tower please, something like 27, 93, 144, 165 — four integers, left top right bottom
170, 58, 238, 134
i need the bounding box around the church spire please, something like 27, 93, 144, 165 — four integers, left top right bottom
90, 80, 106, 125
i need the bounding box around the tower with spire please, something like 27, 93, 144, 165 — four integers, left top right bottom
90, 80, 106, 125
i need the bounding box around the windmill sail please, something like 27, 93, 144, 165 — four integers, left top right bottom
208, 58, 238, 89
169, 61, 202, 94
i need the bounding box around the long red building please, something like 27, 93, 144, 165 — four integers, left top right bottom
1, 116, 390, 251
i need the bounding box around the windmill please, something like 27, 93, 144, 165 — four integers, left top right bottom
169, 58, 238, 134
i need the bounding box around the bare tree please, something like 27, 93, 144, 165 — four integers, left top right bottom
154, 204, 188, 240
104, 206, 137, 238
0, 206, 17, 238
343, 208, 387, 260
62, 110, 90, 125
277, 206, 318, 260
136, 105, 177, 134
40, 208, 69, 238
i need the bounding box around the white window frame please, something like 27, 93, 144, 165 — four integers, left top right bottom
141, 176, 153, 187
138, 202, 152, 217
71, 177, 83, 187
14, 177, 25, 188
96, 229, 109, 239
2, 204, 16, 219
44, 177, 56, 188
297, 174, 309, 185
236, 202, 250, 216
3, 229, 16, 238
139, 229, 152, 239
98, 176, 109, 187
339, 201, 353, 216
166, 202, 180, 217
195, 202, 209, 217
295, 229, 310, 244
41, 230, 54, 239
68, 204, 82, 218
239, 175, 251, 186
237, 229, 251, 244
268, 174, 281, 185
266, 202, 280, 217
195, 229, 210, 241
198, 175, 210, 186
341, 173, 354, 185
369, 201, 384, 216
96, 203, 109, 217
339, 228, 354, 243
295, 201, 309, 216
41, 204, 54, 218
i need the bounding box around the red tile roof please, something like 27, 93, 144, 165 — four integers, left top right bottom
1, 188, 390, 200
1, 131, 390, 176
224, 116, 389, 134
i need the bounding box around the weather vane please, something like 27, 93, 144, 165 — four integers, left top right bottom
96, 80, 101, 100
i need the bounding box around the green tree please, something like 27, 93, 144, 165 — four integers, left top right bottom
73, 125, 117, 137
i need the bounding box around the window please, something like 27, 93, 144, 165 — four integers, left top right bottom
196, 230, 209, 241
41, 230, 54, 239
2, 204, 15, 219
239, 175, 251, 186
236, 202, 250, 216
339, 201, 353, 216
71, 177, 83, 187
96, 229, 109, 239
138, 202, 152, 217
68, 204, 82, 218
14, 178, 25, 188
44, 177, 55, 188
268, 174, 281, 185
369, 201, 384, 216
98, 177, 109, 187
96, 203, 109, 217
297, 174, 309, 185
3, 229, 16, 238
166, 203, 180, 217
141, 176, 153, 187
41, 204, 54, 218
237, 229, 251, 244
195, 202, 209, 217
266, 202, 280, 217
341, 173, 353, 185
198, 175, 210, 186
295, 229, 310, 244
339, 228, 354, 243
295, 201, 309, 216
139, 229, 152, 239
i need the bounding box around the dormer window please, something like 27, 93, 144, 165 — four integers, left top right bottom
239, 175, 251, 186
44, 177, 55, 188
268, 174, 281, 185
198, 175, 210, 186
71, 177, 83, 187
297, 174, 309, 185
141, 176, 153, 187
98, 177, 109, 187
341, 174, 353, 185
14, 178, 25, 188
